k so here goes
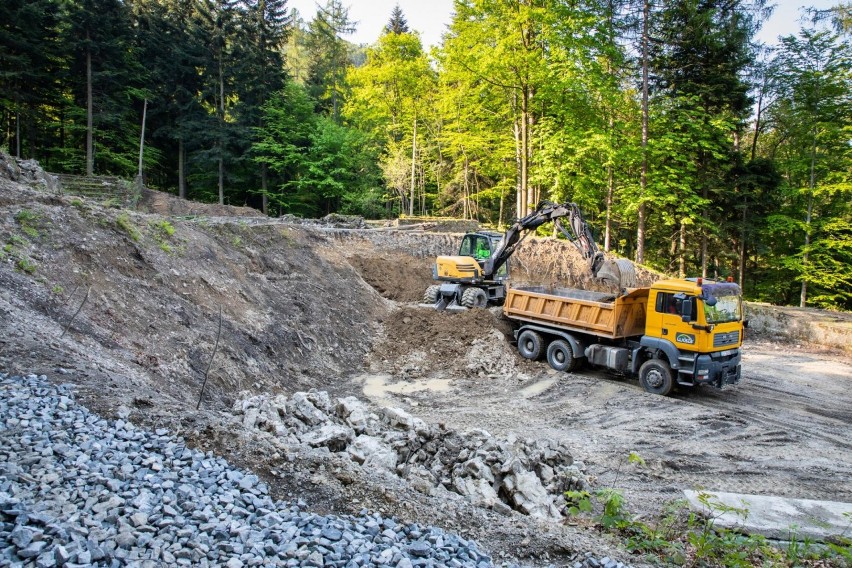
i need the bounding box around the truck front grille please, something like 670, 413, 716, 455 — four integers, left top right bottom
713, 330, 740, 347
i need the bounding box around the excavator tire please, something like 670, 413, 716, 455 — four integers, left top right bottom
461, 287, 488, 309
424, 285, 441, 304
517, 330, 543, 360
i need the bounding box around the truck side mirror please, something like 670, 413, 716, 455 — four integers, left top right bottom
681, 299, 694, 323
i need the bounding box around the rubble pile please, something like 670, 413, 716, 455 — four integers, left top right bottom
233, 392, 586, 521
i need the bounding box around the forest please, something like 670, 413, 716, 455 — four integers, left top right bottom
1, 0, 850, 309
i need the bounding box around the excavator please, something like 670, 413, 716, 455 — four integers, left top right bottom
423, 201, 637, 310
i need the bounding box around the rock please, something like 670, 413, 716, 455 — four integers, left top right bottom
453, 477, 501, 509
289, 392, 328, 426
503, 470, 563, 520
337, 397, 369, 432
348, 435, 398, 471
382, 407, 414, 430
298, 424, 354, 451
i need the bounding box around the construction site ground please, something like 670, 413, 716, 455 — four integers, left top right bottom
1, 160, 851, 566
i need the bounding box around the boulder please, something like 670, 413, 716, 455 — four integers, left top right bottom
382, 407, 414, 430
347, 435, 397, 471
299, 424, 353, 451
289, 392, 328, 426
336, 397, 368, 432
453, 477, 501, 509
503, 470, 562, 520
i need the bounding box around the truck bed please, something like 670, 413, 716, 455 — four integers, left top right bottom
503, 285, 649, 339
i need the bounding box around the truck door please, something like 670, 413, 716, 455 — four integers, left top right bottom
656, 292, 697, 349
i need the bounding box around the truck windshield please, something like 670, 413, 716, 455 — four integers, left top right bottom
703, 294, 742, 324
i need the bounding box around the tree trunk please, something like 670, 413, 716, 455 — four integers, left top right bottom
800, 129, 818, 307
636, 0, 650, 265
410, 116, 416, 216
261, 163, 268, 215
15, 108, 20, 159
178, 137, 186, 199
520, 86, 530, 219
605, 136, 614, 252
679, 221, 686, 278
86, 33, 93, 176
739, 203, 746, 287
137, 99, 147, 178
514, 113, 523, 219
218, 53, 225, 205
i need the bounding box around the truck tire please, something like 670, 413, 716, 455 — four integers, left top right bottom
546, 340, 577, 372
461, 287, 488, 309
639, 359, 674, 396
424, 285, 441, 304
517, 330, 543, 360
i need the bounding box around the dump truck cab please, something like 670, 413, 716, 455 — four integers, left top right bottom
640, 278, 743, 391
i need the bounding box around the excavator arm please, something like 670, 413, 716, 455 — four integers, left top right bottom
483, 202, 600, 277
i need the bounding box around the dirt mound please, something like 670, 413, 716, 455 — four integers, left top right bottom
511, 237, 659, 291
326, 229, 659, 304
137, 187, 265, 218
369, 307, 522, 380
347, 254, 434, 302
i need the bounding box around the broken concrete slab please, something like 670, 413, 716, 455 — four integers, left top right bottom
683, 490, 852, 541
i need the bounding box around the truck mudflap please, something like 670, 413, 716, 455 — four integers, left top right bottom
694, 349, 742, 389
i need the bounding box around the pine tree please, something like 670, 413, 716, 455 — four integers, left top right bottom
306, 0, 356, 121
235, 0, 290, 212
63, 0, 145, 175
0, 0, 64, 161
385, 5, 409, 35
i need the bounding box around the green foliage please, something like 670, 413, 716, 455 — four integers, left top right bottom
116, 212, 141, 242
564, 490, 593, 517
2, 0, 850, 308
51, 285, 64, 295
148, 219, 176, 253
14, 209, 42, 238
16, 257, 36, 274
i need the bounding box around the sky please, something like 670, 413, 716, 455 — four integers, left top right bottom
286, 1, 841, 50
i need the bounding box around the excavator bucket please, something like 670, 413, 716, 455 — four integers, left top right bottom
597, 258, 638, 288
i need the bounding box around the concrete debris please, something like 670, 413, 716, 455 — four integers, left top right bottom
233, 390, 586, 519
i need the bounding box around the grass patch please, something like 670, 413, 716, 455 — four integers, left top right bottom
52, 284, 64, 295
116, 212, 141, 242
149, 219, 177, 254
565, 454, 852, 567
14, 208, 42, 238
16, 257, 37, 274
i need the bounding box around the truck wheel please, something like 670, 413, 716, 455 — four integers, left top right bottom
424, 285, 441, 304
546, 340, 576, 372
639, 359, 673, 396
461, 287, 488, 309
517, 330, 543, 360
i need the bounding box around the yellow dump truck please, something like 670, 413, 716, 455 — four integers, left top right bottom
503, 278, 745, 395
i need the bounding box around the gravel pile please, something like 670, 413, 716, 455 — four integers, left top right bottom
0, 374, 492, 567
0, 374, 634, 568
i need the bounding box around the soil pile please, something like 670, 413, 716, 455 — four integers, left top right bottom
368, 307, 524, 380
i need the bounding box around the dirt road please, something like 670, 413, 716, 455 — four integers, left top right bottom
362, 329, 852, 521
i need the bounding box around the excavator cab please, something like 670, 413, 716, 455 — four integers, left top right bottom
457, 232, 509, 279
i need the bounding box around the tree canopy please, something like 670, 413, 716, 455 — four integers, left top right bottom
0, 0, 849, 309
